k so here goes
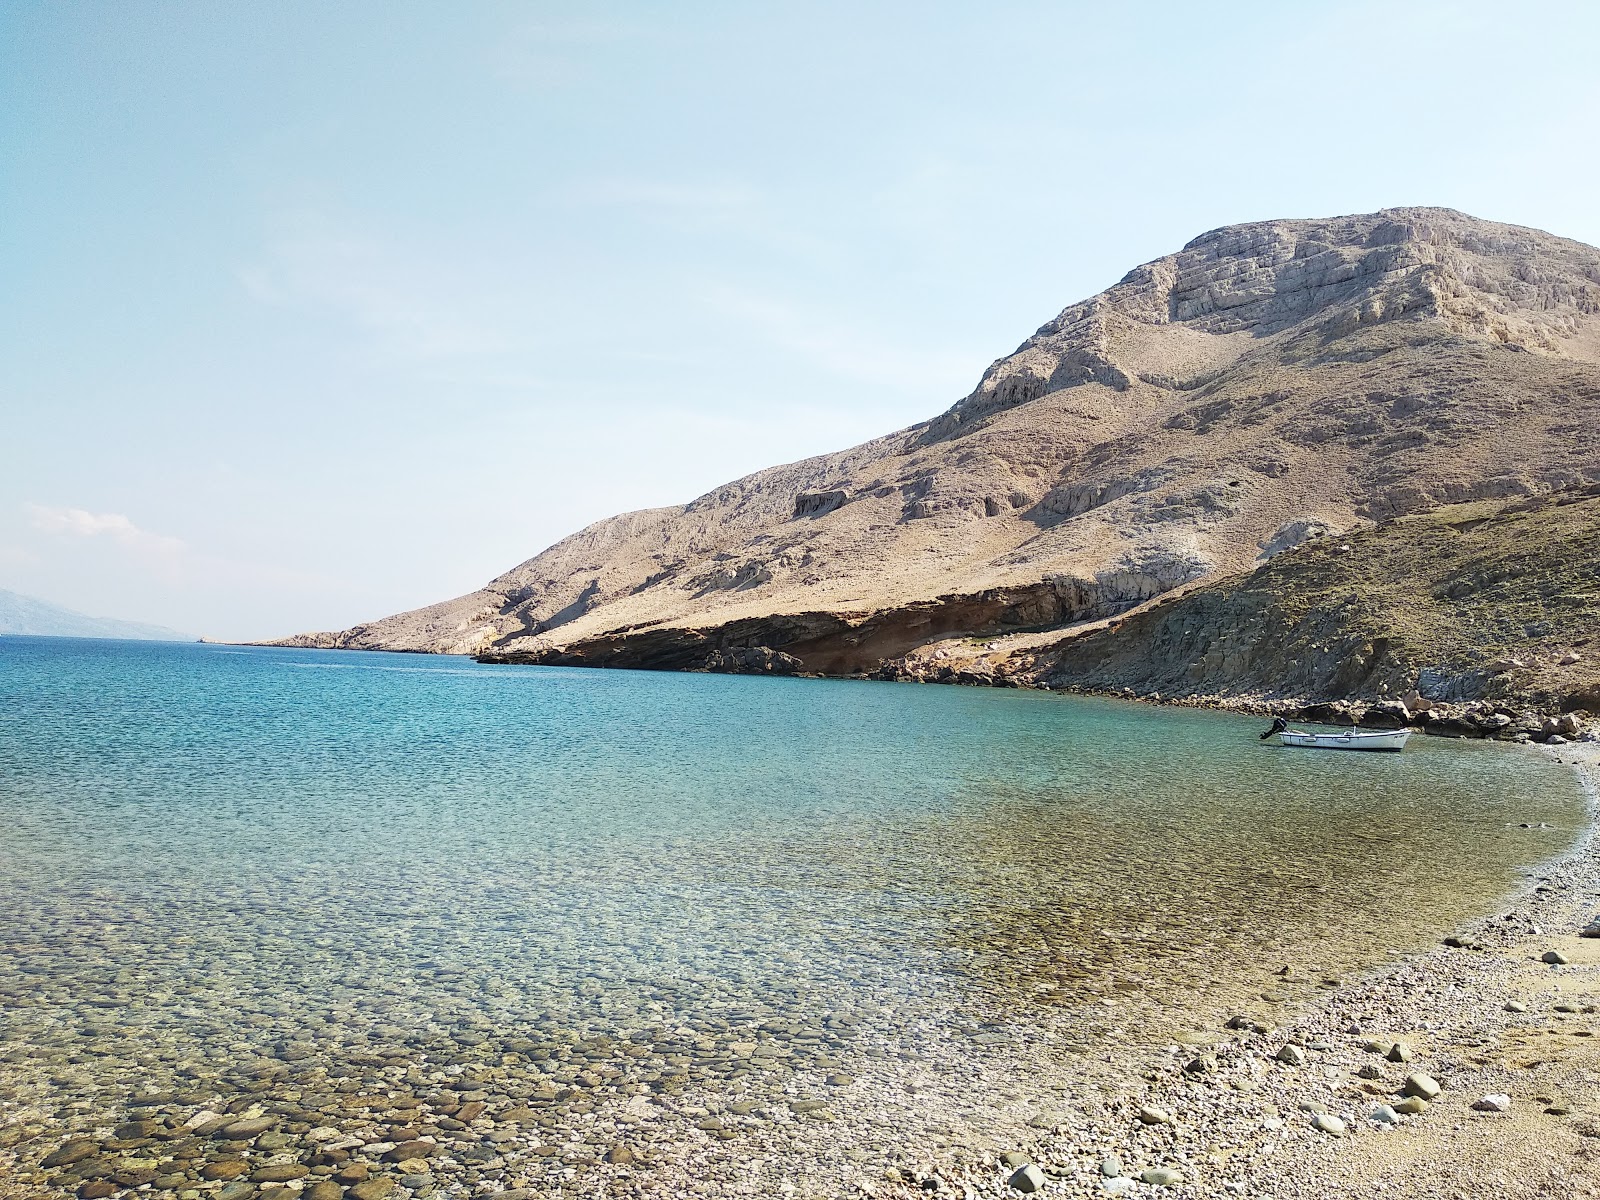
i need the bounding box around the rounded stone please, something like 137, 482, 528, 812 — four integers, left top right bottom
42, 1142, 100, 1169
253, 1164, 311, 1183
202, 1161, 252, 1181
1141, 1167, 1185, 1186
1311, 1113, 1346, 1137
381, 1140, 436, 1162
1136, 1105, 1172, 1126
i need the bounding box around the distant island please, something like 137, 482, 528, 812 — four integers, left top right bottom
0, 588, 188, 641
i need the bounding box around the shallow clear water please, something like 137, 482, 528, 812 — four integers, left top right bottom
0, 637, 1585, 1197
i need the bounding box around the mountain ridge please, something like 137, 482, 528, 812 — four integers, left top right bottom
270, 207, 1600, 679
0, 589, 188, 642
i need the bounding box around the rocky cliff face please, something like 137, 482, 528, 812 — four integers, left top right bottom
1006, 485, 1600, 734
272, 208, 1600, 676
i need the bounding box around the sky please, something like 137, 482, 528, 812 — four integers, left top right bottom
4, 1, 1599, 641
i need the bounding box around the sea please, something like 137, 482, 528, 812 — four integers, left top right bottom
0, 636, 1586, 1197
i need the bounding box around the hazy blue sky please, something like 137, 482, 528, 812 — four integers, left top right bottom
5, 1, 1598, 640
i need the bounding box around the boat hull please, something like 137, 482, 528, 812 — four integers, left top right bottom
1277, 728, 1411, 752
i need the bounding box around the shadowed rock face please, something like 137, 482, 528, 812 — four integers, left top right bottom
270, 208, 1600, 674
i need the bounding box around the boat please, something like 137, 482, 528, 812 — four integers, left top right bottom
1260, 717, 1411, 752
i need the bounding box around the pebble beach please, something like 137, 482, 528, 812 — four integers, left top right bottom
2, 641, 1595, 1200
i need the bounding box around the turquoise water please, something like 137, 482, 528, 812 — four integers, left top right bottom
0, 636, 1586, 1198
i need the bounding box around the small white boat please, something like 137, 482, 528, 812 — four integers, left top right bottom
1261, 718, 1411, 752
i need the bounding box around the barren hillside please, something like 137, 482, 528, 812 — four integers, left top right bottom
272, 208, 1600, 671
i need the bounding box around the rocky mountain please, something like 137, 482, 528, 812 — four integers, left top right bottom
274, 208, 1600, 681
0, 589, 188, 641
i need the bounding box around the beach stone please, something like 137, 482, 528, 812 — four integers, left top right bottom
1141, 1167, 1184, 1187
999, 1153, 1031, 1169
1357, 1063, 1383, 1080
1393, 1096, 1430, 1115
1100, 1155, 1123, 1178
825, 1073, 854, 1086
1311, 1113, 1346, 1137
333, 1165, 370, 1184
1275, 1044, 1306, 1066
304, 1184, 345, 1200
347, 1181, 396, 1200
203, 1161, 252, 1181
253, 1164, 310, 1183
43, 1141, 99, 1169
77, 1185, 118, 1199
1184, 1053, 1217, 1074
382, 1140, 436, 1162
1404, 1073, 1442, 1100
1506, 1001, 1528, 1013
1542, 950, 1570, 965
1387, 1041, 1414, 1063
1136, 1105, 1172, 1125
223, 1118, 277, 1138
1008, 1164, 1046, 1193
1473, 1094, 1512, 1113
1369, 1104, 1399, 1124
216, 1184, 257, 1200
604, 1145, 635, 1165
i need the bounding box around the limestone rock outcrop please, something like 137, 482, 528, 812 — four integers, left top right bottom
269, 208, 1600, 676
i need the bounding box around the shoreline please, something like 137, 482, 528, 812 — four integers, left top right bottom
7, 651, 1595, 1199
883, 740, 1600, 1198
243, 637, 1594, 751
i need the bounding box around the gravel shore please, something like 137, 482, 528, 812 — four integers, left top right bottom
4, 744, 1595, 1200
873, 741, 1600, 1200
